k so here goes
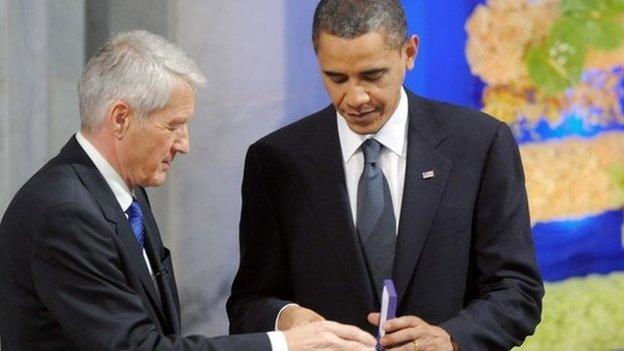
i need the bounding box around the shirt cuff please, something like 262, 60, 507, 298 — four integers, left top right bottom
267, 331, 289, 351
274, 303, 299, 331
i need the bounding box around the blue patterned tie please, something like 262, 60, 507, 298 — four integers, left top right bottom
126, 199, 145, 251
357, 139, 396, 296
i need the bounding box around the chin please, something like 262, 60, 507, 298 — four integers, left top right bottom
349, 124, 380, 135
142, 174, 167, 188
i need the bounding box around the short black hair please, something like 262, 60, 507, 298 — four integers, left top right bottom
312, 0, 408, 52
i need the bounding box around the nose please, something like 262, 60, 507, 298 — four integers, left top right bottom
173, 124, 190, 154
344, 84, 370, 109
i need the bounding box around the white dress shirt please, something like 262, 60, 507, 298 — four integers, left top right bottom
270, 89, 408, 348
337, 87, 409, 233
75, 132, 156, 277
75, 132, 288, 351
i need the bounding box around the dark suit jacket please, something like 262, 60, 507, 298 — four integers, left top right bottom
0, 136, 270, 351
227, 90, 544, 350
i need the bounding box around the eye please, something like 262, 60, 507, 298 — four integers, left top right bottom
362, 71, 384, 81
166, 122, 182, 132
326, 73, 348, 84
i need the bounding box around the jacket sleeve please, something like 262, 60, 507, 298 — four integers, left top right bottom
440, 123, 544, 350
31, 201, 271, 351
227, 144, 293, 333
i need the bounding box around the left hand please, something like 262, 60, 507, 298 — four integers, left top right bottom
277, 305, 325, 331
368, 313, 453, 351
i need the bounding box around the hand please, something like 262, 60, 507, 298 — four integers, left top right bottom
277, 305, 325, 330
368, 313, 453, 351
284, 320, 377, 351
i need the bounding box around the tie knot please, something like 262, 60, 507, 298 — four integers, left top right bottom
126, 199, 143, 221
362, 138, 382, 165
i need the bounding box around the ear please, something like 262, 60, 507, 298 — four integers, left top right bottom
404, 34, 419, 71
108, 100, 131, 139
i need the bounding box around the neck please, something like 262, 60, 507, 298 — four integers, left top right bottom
80, 127, 132, 189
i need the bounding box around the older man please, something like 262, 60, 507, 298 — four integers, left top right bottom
228, 1, 544, 350
0, 30, 375, 351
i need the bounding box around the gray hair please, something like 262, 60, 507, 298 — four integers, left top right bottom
312, 0, 408, 52
77, 30, 206, 130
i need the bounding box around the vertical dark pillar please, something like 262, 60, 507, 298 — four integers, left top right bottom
85, 0, 110, 61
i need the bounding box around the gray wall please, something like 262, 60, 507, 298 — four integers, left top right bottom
168, 0, 326, 334
1, 0, 85, 214
0, 0, 326, 337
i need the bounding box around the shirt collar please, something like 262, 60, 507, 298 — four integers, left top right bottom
337, 87, 409, 163
75, 131, 134, 211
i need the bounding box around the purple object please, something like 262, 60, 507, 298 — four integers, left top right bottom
377, 279, 398, 350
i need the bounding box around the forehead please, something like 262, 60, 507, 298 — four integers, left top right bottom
316, 31, 400, 71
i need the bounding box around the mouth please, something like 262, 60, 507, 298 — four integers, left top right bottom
348, 109, 375, 117
345, 109, 379, 123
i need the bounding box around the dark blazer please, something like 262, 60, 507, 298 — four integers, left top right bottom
227, 90, 544, 350
0, 136, 270, 351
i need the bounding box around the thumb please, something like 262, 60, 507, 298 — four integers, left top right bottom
367, 312, 380, 326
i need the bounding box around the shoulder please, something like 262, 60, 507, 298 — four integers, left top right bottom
3, 155, 97, 228
408, 92, 509, 148
413, 93, 502, 130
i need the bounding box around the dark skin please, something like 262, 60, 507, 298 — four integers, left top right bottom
278, 30, 455, 351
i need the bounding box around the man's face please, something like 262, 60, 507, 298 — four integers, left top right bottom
117, 81, 196, 188
316, 30, 418, 135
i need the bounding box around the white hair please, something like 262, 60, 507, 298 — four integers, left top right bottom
77, 30, 206, 130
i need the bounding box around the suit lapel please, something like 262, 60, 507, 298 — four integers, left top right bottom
303, 108, 376, 309
63, 137, 168, 325
393, 93, 452, 304
136, 190, 181, 334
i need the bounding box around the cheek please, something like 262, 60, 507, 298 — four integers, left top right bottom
373, 83, 398, 106
149, 135, 174, 153
322, 81, 345, 104
140, 139, 172, 170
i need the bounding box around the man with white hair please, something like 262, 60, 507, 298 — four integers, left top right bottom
0, 30, 376, 351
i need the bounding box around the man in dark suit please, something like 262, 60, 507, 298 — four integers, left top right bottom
0, 30, 376, 351
227, 1, 544, 350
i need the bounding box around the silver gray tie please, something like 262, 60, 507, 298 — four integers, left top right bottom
356, 138, 396, 296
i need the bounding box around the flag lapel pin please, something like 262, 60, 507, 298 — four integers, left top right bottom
422, 170, 435, 179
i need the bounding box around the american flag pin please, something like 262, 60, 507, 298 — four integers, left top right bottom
422, 170, 435, 179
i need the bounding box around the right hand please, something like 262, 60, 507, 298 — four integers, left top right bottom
277, 305, 325, 330
284, 320, 377, 351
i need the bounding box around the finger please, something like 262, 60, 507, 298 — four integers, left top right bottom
367, 312, 381, 326
384, 341, 417, 351
383, 315, 425, 332
380, 327, 425, 346
386, 338, 435, 351
337, 340, 378, 351
323, 321, 377, 346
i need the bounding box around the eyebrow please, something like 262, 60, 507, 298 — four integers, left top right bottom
323, 68, 388, 76
170, 116, 190, 125
323, 70, 346, 76
361, 68, 387, 75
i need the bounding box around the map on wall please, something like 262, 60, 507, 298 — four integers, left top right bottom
466, 0, 624, 281
405, 0, 624, 348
